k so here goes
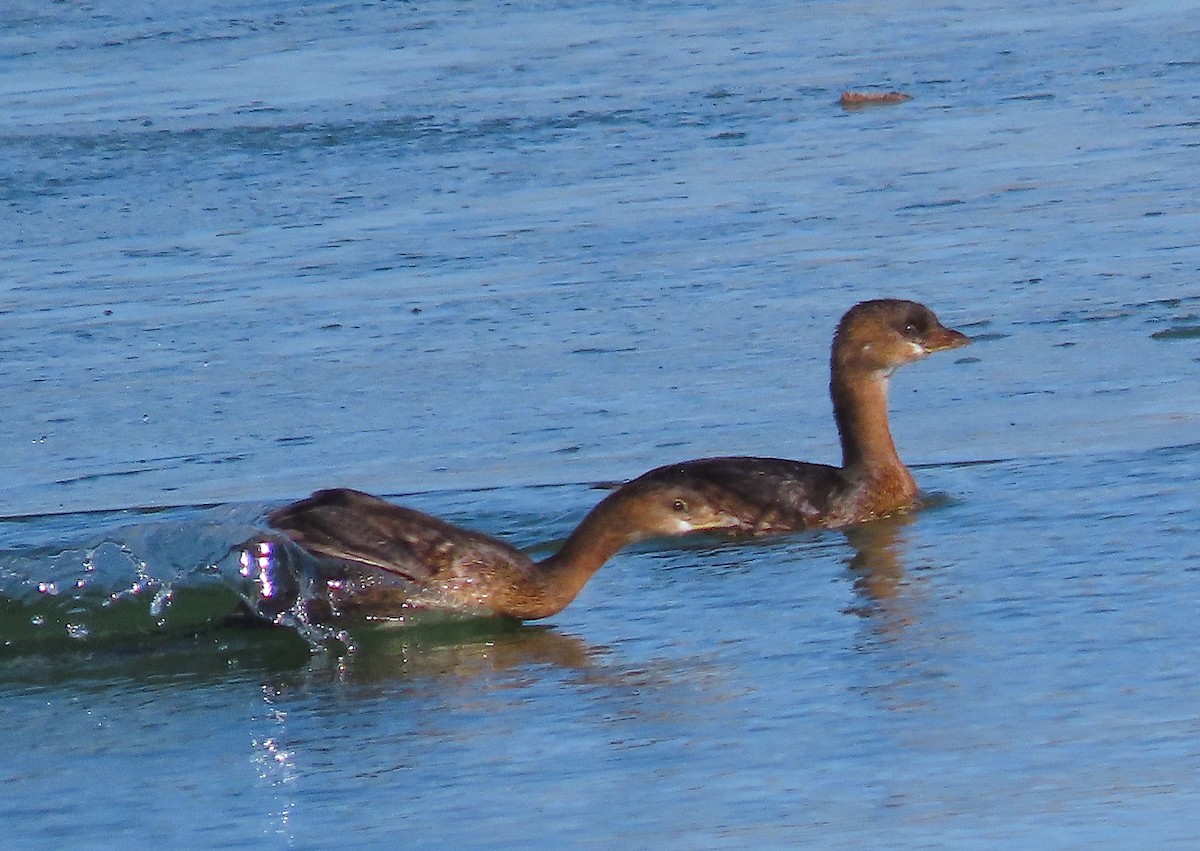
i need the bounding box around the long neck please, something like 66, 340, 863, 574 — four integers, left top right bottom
831, 364, 905, 477
522, 493, 641, 618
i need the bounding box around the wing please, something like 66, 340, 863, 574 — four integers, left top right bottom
632, 456, 847, 534
267, 488, 526, 585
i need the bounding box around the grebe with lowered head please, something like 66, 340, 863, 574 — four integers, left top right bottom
252, 474, 747, 622
624, 299, 970, 534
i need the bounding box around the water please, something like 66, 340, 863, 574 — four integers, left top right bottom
4, 0, 1200, 846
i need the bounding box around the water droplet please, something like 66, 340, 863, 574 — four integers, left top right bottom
150, 586, 174, 617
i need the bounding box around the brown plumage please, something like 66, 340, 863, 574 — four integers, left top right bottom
261, 475, 748, 621
250, 299, 966, 622
624, 299, 969, 534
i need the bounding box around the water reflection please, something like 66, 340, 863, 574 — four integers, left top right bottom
843, 512, 915, 607
0, 623, 314, 685
322, 619, 598, 683
0, 612, 607, 690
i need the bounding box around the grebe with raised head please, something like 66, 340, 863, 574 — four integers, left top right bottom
622, 299, 969, 534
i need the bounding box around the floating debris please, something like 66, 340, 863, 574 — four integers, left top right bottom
839, 90, 912, 108
1150, 325, 1200, 341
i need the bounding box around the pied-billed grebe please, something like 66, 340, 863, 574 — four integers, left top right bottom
622, 299, 969, 534
251, 476, 745, 621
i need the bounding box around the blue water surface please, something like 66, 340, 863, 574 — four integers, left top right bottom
3, 0, 1200, 847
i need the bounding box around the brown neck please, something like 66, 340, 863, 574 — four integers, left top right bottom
520, 492, 643, 619
831, 365, 906, 479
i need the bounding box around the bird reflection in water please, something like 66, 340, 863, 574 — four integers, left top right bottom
839, 508, 939, 634
325, 619, 598, 684
843, 513, 912, 603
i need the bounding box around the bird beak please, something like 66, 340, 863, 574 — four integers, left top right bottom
700, 510, 758, 536
922, 326, 971, 353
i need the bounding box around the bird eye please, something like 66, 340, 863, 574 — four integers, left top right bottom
904, 323, 918, 337
672, 498, 688, 513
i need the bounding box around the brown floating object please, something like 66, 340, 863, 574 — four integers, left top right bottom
839, 90, 912, 108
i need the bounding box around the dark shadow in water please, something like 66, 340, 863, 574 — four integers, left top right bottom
0, 609, 608, 689
0, 620, 315, 687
